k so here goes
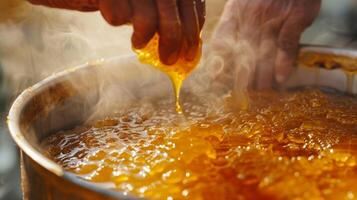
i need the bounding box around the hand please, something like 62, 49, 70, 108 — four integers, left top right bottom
27, 0, 100, 11
210, 0, 321, 89
27, 0, 206, 65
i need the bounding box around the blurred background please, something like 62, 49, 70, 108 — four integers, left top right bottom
1, 0, 357, 199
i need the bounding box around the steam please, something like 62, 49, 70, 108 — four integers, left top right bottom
1, 0, 354, 114
0, 1, 133, 98
188, 0, 259, 108
0, 0, 230, 117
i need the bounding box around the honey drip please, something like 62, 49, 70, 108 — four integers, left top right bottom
44, 90, 357, 200
134, 34, 202, 114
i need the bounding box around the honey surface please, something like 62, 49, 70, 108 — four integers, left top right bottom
134, 34, 202, 113
43, 90, 357, 200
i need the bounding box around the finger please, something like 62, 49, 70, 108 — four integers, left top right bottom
156, 0, 182, 65
211, 0, 238, 53
256, 18, 283, 89
130, 0, 158, 49
275, 0, 321, 83
275, 26, 301, 83
207, 0, 242, 93
208, 0, 238, 82
275, 19, 304, 83
178, 0, 200, 61
256, 39, 277, 89
195, 0, 206, 30
99, 0, 132, 26
28, 0, 99, 11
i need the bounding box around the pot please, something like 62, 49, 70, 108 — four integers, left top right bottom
7, 46, 357, 200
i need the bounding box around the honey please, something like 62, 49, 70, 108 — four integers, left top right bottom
298, 50, 357, 93
134, 34, 202, 113
43, 89, 357, 200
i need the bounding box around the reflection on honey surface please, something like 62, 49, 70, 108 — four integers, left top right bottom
43, 90, 357, 200
134, 34, 202, 113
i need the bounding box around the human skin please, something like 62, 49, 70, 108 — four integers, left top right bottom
211, 0, 321, 89
27, 0, 206, 65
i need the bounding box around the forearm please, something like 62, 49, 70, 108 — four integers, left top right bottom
27, 0, 99, 11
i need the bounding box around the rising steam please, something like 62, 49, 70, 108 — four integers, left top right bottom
0, 1, 133, 98
0, 0, 231, 117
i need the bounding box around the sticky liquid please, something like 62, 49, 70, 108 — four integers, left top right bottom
134, 34, 202, 113
43, 90, 357, 200
298, 51, 357, 93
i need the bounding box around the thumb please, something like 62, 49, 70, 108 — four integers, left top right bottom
275, 0, 321, 84
275, 18, 305, 84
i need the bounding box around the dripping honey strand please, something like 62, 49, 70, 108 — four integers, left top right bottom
134, 34, 202, 113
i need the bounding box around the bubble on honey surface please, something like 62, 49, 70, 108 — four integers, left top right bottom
42, 89, 357, 200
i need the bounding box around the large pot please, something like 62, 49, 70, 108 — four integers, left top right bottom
7, 47, 357, 200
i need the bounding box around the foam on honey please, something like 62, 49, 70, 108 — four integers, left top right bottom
43, 90, 357, 200
133, 34, 202, 114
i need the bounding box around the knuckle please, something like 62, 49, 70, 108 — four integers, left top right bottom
99, 0, 131, 25
278, 38, 298, 53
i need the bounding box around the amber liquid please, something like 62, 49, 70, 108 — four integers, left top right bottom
298, 51, 357, 93
134, 34, 202, 114
43, 90, 357, 200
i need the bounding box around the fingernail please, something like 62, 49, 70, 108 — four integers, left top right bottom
276, 74, 287, 83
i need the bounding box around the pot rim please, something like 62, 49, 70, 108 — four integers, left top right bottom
7, 54, 141, 200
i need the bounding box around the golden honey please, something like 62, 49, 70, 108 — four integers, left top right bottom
43, 89, 357, 200
134, 34, 202, 113
298, 50, 357, 93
